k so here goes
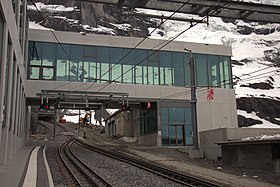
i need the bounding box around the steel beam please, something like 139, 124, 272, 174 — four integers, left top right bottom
82, 0, 280, 23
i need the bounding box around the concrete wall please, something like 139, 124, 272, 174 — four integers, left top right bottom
200, 128, 280, 160
222, 143, 280, 173
0, 0, 28, 164
137, 133, 158, 146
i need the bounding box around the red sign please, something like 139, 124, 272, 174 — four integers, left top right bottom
147, 101, 151, 109
207, 88, 214, 101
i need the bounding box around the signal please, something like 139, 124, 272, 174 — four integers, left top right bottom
121, 104, 127, 112
44, 103, 50, 109
39, 103, 50, 110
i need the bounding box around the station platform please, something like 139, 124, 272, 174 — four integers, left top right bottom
0, 146, 54, 187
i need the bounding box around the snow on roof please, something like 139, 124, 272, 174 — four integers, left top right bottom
242, 134, 280, 141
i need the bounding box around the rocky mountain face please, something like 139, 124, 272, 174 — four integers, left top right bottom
27, 1, 280, 128
27, 0, 155, 37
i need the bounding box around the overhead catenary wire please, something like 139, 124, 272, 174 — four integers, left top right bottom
82, 0, 238, 94
68, 0, 193, 92
38, 0, 193, 92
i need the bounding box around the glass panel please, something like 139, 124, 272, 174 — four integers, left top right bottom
134, 49, 147, 84
56, 59, 68, 81
42, 42, 55, 66
172, 52, 184, 86
169, 108, 184, 124
208, 55, 220, 87
185, 108, 192, 145
147, 51, 159, 85
160, 51, 173, 86
223, 56, 231, 88
170, 126, 176, 144
83, 59, 96, 82
185, 124, 193, 145
195, 54, 208, 86
29, 42, 42, 65
42, 67, 54, 80
69, 45, 83, 81
110, 48, 122, 83
184, 53, 191, 86
84, 46, 96, 58
97, 47, 110, 82
69, 61, 78, 81
177, 126, 183, 145
162, 122, 169, 145
122, 49, 134, 84
78, 61, 85, 82
185, 108, 192, 124
219, 57, 225, 88
100, 63, 110, 82
162, 124, 169, 137
29, 67, 40, 79
57, 44, 69, 81
147, 66, 153, 85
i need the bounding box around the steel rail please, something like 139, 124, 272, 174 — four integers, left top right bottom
58, 139, 83, 187
75, 139, 222, 187
59, 138, 113, 187
68, 140, 113, 187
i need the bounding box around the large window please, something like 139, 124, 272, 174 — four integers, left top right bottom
160, 51, 173, 86
28, 42, 55, 80
27, 41, 232, 89
161, 107, 192, 146
208, 55, 220, 87
195, 54, 208, 86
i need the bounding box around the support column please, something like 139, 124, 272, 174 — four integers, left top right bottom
11, 76, 20, 157
53, 108, 57, 137
0, 26, 9, 164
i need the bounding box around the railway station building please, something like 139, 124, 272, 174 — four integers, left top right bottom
0, 0, 237, 166
26, 29, 238, 147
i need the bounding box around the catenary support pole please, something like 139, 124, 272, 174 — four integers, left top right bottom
185, 48, 199, 150
53, 108, 56, 137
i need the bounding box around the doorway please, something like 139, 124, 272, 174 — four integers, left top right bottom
169, 125, 184, 145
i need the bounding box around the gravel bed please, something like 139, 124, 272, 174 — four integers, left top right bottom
71, 143, 186, 187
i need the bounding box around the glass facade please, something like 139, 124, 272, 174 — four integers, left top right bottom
28, 41, 232, 88
161, 107, 192, 146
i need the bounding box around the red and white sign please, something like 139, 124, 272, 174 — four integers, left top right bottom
147, 101, 151, 109
207, 88, 214, 101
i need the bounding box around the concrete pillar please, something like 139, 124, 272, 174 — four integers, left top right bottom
8, 69, 19, 158
13, 80, 22, 154
0, 25, 9, 164
21, 0, 27, 50
15, 0, 21, 30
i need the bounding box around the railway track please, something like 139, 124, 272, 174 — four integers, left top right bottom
38, 122, 50, 135
58, 138, 112, 187
74, 139, 222, 187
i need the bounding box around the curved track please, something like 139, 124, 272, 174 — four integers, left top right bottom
75, 139, 222, 187
58, 138, 112, 187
